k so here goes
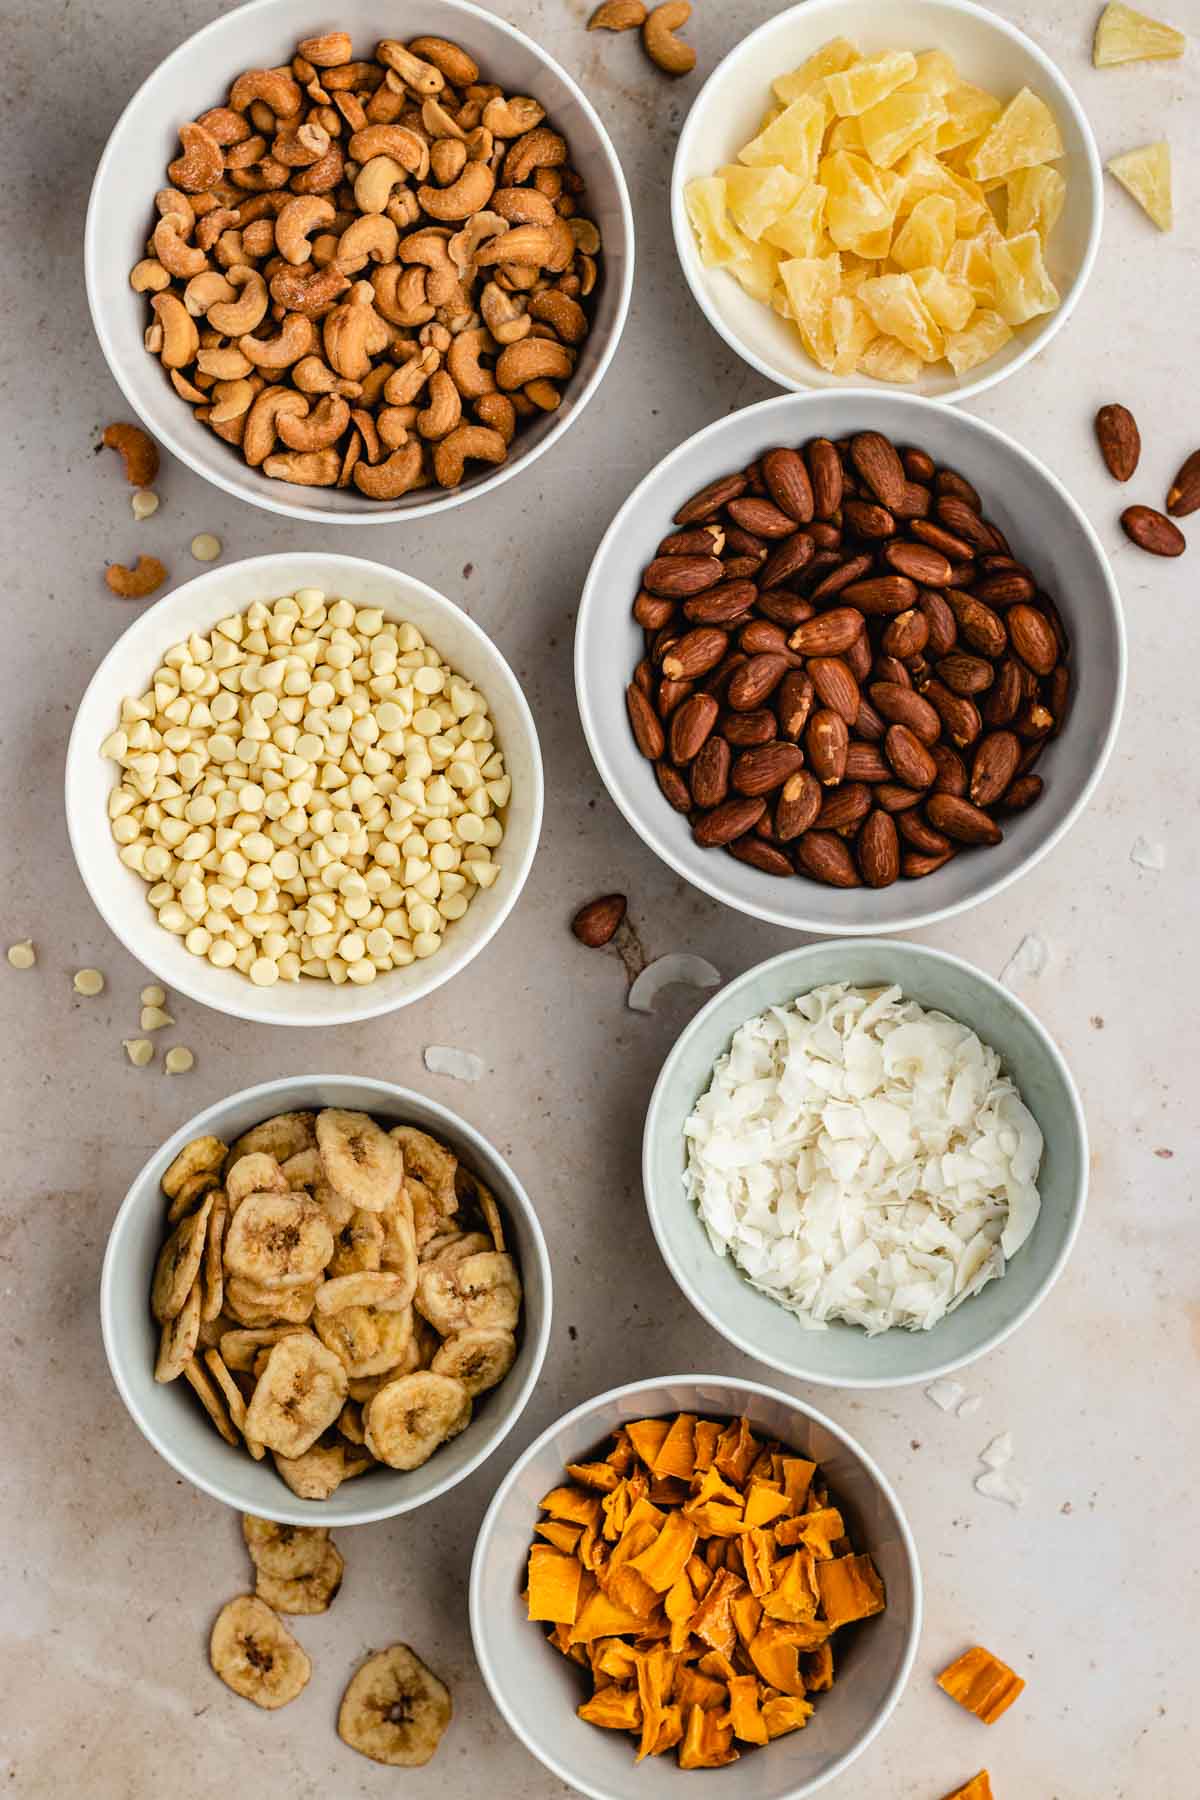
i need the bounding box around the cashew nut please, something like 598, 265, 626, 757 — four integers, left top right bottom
130, 259, 171, 294
102, 422, 160, 487
529, 287, 588, 343
196, 345, 254, 378
197, 105, 253, 146
262, 448, 341, 485
230, 155, 291, 194
358, 362, 395, 406
386, 188, 422, 232
524, 377, 562, 411
482, 95, 545, 139
502, 126, 567, 186
407, 35, 480, 87
416, 369, 462, 440
206, 266, 269, 334
417, 160, 495, 222
195, 205, 241, 250
569, 217, 602, 256
495, 336, 574, 389
474, 223, 552, 272
152, 214, 208, 279
376, 41, 445, 95
377, 405, 414, 449
225, 133, 268, 171
446, 327, 497, 400
430, 138, 468, 186
269, 262, 350, 316
589, 0, 648, 26
183, 269, 237, 316
643, 1, 696, 75
348, 124, 429, 179
297, 31, 353, 67
432, 424, 507, 488
276, 392, 351, 450
240, 216, 276, 258
364, 78, 407, 126
168, 121, 224, 192
475, 391, 516, 444
372, 263, 434, 327
322, 61, 385, 93
423, 96, 467, 142
354, 154, 407, 216
323, 288, 379, 380
170, 367, 207, 402
448, 211, 508, 275
383, 346, 440, 406
291, 354, 358, 397
272, 120, 331, 167
243, 385, 311, 464
335, 213, 399, 273
274, 194, 336, 264
292, 144, 345, 195
151, 292, 200, 368
238, 312, 315, 369
229, 68, 302, 116
480, 280, 531, 345
209, 377, 258, 423
155, 186, 193, 223
349, 406, 382, 463
492, 186, 557, 228
352, 441, 426, 499
105, 555, 168, 599
398, 227, 461, 307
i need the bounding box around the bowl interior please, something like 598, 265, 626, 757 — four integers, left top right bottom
644, 941, 1086, 1387
102, 1076, 551, 1525
67, 552, 542, 1025
672, 0, 1099, 400
85, 0, 632, 522
471, 1376, 919, 1800
576, 388, 1124, 935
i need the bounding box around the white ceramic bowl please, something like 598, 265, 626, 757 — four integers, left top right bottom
101, 1075, 552, 1526
66, 552, 542, 1025
576, 389, 1125, 935
84, 0, 634, 524
644, 940, 1088, 1388
671, 0, 1102, 402
470, 1373, 921, 1799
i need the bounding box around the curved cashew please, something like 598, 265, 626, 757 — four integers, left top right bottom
432, 424, 507, 488
496, 260, 539, 293
482, 95, 545, 139
197, 104, 252, 146
292, 354, 360, 396
430, 138, 468, 185
364, 78, 407, 126
336, 213, 399, 273
235, 190, 289, 224
408, 35, 480, 86
385, 189, 422, 233
322, 60, 385, 93
376, 41, 445, 95
183, 269, 237, 316
209, 377, 257, 424
277, 392, 351, 450
476, 391, 516, 444
492, 186, 557, 228
206, 267, 269, 335
130, 258, 170, 293
238, 312, 315, 369
333, 90, 368, 132
448, 211, 508, 275
275, 194, 336, 264
168, 121, 224, 192
377, 405, 414, 449
243, 385, 310, 465
358, 362, 395, 407
102, 422, 159, 486
383, 346, 440, 406
348, 124, 429, 178
398, 227, 460, 306
105, 555, 168, 600
349, 406, 381, 463
323, 289, 377, 380
195, 205, 241, 251
529, 288, 588, 344
502, 126, 567, 186
269, 262, 350, 316
524, 377, 562, 411
272, 120, 331, 167
229, 68, 302, 117
417, 160, 495, 221
338, 430, 363, 488
224, 132, 268, 170
144, 322, 164, 354
170, 367, 207, 401
153, 214, 208, 279
477, 223, 554, 271
196, 345, 254, 379
416, 369, 462, 440
292, 143, 345, 195
263, 448, 341, 485
241, 217, 277, 258
643, 1, 696, 75
495, 336, 574, 389
229, 155, 291, 193
151, 292, 200, 368
354, 154, 407, 216
210, 409, 248, 446
351, 441, 424, 499
446, 327, 497, 400
480, 280, 530, 345
372, 263, 434, 327
155, 186, 193, 223
297, 31, 353, 67
423, 96, 467, 141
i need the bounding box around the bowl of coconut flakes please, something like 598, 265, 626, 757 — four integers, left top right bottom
643, 939, 1086, 1387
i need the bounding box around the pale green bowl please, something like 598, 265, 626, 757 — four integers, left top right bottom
643, 940, 1087, 1388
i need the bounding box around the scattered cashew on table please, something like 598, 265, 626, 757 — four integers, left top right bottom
588, 0, 697, 77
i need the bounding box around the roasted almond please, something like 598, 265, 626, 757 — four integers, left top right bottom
762, 447, 814, 523
911, 518, 975, 562
692, 795, 766, 847
626, 682, 664, 760
916, 588, 957, 656
971, 568, 1035, 606
882, 540, 951, 586
667, 693, 718, 764
1015, 700, 1055, 740
658, 526, 725, 558
633, 657, 653, 697
738, 618, 796, 657
690, 734, 731, 808
1120, 505, 1186, 558
808, 553, 874, 602
880, 608, 929, 660
775, 669, 815, 741
884, 723, 937, 789
1094, 403, 1140, 483
1046, 663, 1070, 735
926, 792, 1002, 846
655, 759, 692, 811
923, 680, 981, 748
807, 521, 842, 551
759, 532, 815, 589
896, 808, 951, 855
787, 608, 863, 657
727, 836, 794, 877
726, 652, 790, 710
1166, 449, 1200, 518
901, 847, 955, 878
633, 589, 676, 629
869, 681, 940, 744
673, 471, 746, 525
730, 740, 804, 796
721, 708, 776, 747
998, 773, 1043, 811
947, 592, 1007, 658
805, 708, 849, 786
661, 627, 729, 681
857, 808, 899, 888
934, 468, 981, 512
969, 730, 1021, 807
1006, 603, 1058, 676
843, 498, 895, 538
850, 432, 905, 510
655, 676, 693, 717
845, 629, 873, 683
726, 496, 798, 539
839, 575, 917, 616
934, 495, 996, 551
930, 742, 968, 796
571, 894, 626, 946
892, 480, 932, 521
815, 781, 871, 834
981, 656, 1022, 726
854, 697, 885, 742
936, 652, 995, 696
774, 769, 822, 840
682, 579, 757, 624
808, 656, 860, 726
873, 652, 911, 689
875, 782, 923, 812
806, 438, 843, 519
794, 830, 860, 887
902, 446, 936, 484
643, 553, 723, 597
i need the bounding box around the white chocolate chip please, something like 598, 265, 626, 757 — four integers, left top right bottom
131, 490, 160, 521
123, 1037, 154, 1067
7, 940, 35, 970
190, 533, 222, 563
73, 968, 105, 997
141, 1004, 174, 1030
164, 1046, 194, 1074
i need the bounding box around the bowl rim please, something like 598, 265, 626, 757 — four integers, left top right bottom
641, 938, 1089, 1388
83, 0, 636, 526
469, 1370, 923, 1799
64, 550, 545, 1026
668, 0, 1104, 405
100, 1073, 554, 1525
575, 386, 1127, 934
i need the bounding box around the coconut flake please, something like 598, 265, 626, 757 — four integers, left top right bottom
423, 1045, 484, 1083
925, 1378, 965, 1413
980, 1431, 1013, 1468
1000, 933, 1046, 988
628, 954, 722, 1014
975, 1468, 1029, 1508
957, 1394, 982, 1419
1130, 836, 1165, 871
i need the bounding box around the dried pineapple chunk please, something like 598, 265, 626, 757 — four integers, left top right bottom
1108, 141, 1173, 231
684, 177, 742, 266
1006, 165, 1066, 240
990, 230, 1060, 325
943, 234, 995, 303
779, 253, 842, 332
826, 50, 918, 118
912, 266, 975, 332
858, 335, 922, 383
830, 293, 878, 372
729, 235, 783, 303
1093, 2, 1185, 65
821, 150, 896, 255
944, 307, 1013, 375
826, 115, 865, 154
858, 272, 945, 360
720, 163, 808, 240
896, 147, 988, 232
966, 88, 1065, 181
902, 50, 959, 96
739, 94, 827, 182
762, 184, 828, 257
859, 92, 948, 168
890, 194, 957, 270
935, 83, 1003, 156
773, 37, 859, 105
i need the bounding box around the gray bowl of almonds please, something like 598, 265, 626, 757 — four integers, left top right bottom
84, 0, 633, 520
101, 1075, 552, 1525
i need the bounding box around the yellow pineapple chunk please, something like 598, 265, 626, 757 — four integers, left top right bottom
858, 335, 922, 383
729, 235, 783, 304
839, 253, 878, 291
990, 230, 1060, 325
830, 293, 878, 372
821, 150, 896, 256
944, 308, 1013, 375
858, 272, 945, 360
966, 88, 1065, 181
944, 233, 997, 303
902, 50, 959, 96
773, 37, 860, 104
684, 177, 742, 266
1006, 164, 1066, 240
912, 266, 975, 331
1108, 141, 1173, 231
826, 115, 866, 153
935, 83, 1003, 155
859, 92, 948, 168
762, 184, 828, 257
890, 193, 957, 270
739, 94, 827, 182
1093, 2, 1185, 65
826, 50, 918, 117
720, 164, 808, 240
896, 147, 988, 232
779, 253, 842, 332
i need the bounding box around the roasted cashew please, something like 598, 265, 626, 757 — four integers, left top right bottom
153, 214, 208, 279
446, 327, 497, 400
241, 217, 277, 258
241, 384, 309, 463
354, 154, 407, 216
364, 78, 407, 126
105, 554, 168, 599
198, 104, 252, 145
170, 367, 207, 402
348, 124, 428, 179
276, 392, 350, 450
529, 287, 587, 343
333, 89, 368, 132
272, 120, 330, 167
502, 126, 567, 186
429, 138, 468, 186
183, 269, 237, 316
358, 361, 395, 407
417, 160, 495, 222
209, 409, 248, 446
209, 377, 258, 423
643, 0, 696, 75
383, 346, 440, 406
495, 336, 574, 389
482, 95, 545, 139
448, 211, 507, 275
292, 144, 345, 195
224, 133, 268, 171
376, 41, 444, 95
229, 68, 302, 116
263, 447, 341, 484
297, 31, 353, 67
377, 405, 413, 449
322, 61, 385, 93
524, 377, 562, 411
239, 312, 315, 369
423, 96, 467, 142
475, 391, 516, 443
323, 288, 377, 380
432, 424, 507, 488
196, 345, 254, 378
155, 186, 193, 223
492, 186, 556, 227
151, 292, 200, 368
229, 155, 291, 193
416, 369, 462, 440
269, 262, 350, 316
168, 121, 224, 192
372, 263, 433, 327
480, 280, 530, 345
206, 267, 269, 334
397, 226, 461, 308
335, 213, 399, 273
195, 205, 241, 250
143, 322, 164, 354
407, 35, 480, 86
476, 222, 554, 271
102, 422, 159, 486
352, 441, 425, 498
274, 194, 335, 264
292, 354, 360, 397
347, 406, 380, 462
465, 126, 495, 165
130, 258, 170, 293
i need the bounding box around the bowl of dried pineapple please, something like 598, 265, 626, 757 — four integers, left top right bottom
672, 0, 1102, 399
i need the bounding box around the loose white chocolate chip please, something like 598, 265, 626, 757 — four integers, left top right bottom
164, 1046, 194, 1074
73, 968, 105, 996
123, 1037, 155, 1067
7, 940, 36, 970
140, 984, 166, 1007
131, 490, 160, 521
141, 1005, 174, 1031
190, 533, 222, 563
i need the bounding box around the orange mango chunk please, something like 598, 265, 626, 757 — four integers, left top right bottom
566, 1459, 620, 1493
762, 1692, 815, 1738
937, 1646, 1025, 1725
942, 1775, 994, 1800
626, 1418, 671, 1468
775, 1505, 845, 1557
527, 1545, 583, 1625
629, 1507, 698, 1593
727, 1673, 769, 1744
654, 1412, 699, 1481
578, 1685, 643, 1731
761, 1547, 820, 1622
678, 1702, 739, 1770
815, 1552, 886, 1627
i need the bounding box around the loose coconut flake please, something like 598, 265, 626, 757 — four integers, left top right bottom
628, 954, 722, 1014
1000, 933, 1046, 988
1130, 835, 1165, 871
423, 1045, 484, 1083
684, 983, 1043, 1335
925, 1378, 966, 1413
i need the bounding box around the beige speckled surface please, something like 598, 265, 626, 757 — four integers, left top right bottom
1, 2, 1197, 1795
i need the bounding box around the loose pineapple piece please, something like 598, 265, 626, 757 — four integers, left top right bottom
890, 193, 957, 270
773, 37, 859, 105
825, 50, 918, 117
935, 82, 1003, 156
720, 163, 808, 240
859, 91, 948, 168
858, 271, 945, 360
912, 266, 975, 332
1093, 1, 1185, 65
762, 184, 828, 257
739, 94, 827, 182
902, 50, 958, 96
684, 177, 743, 266
944, 232, 999, 303
1005, 164, 1066, 240
1108, 141, 1173, 230
990, 230, 1060, 324
944, 307, 1012, 374
966, 87, 1065, 181
896, 146, 989, 232
858, 334, 922, 382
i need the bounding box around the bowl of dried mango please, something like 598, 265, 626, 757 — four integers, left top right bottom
470, 1374, 920, 1798
672, 0, 1102, 400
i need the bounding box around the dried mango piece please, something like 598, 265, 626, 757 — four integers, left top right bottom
890, 193, 957, 270
1005, 164, 1066, 240
602, 1474, 641, 1540
688, 1567, 745, 1658
539, 1485, 603, 1529
720, 165, 808, 242
635, 1643, 676, 1762
569, 1584, 653, 1644
761, 184, 828, 257
761, 1547, 820, 1622
548, 1621, 589, 1663
858, 273, 945, 360
535, 1520, 583, 1554
935, 83, 1003, 156
944, 307, 1012, 374
692, 1418, 722, 1472
675, 1664, 726, 1712
606, 1428, 636, 1474
912, 267, 975, 333
527, 1546, 583, 1625
802, 1640, 835, 1691
937, 1646, 1025, 1725
780, 1457, 815, 1512
742, 1482, 791, 1530
747, 1622, 806, 1697
727, 1673, 769, 1744
966, 88, 1064, 181
597, 1558, 660, 1620
1108, 141, 1173, 231
859, 92, 948, 169
990, 230, 1060, 325
821, 151, 894, 254
739, 94, 827, 182
684, 177, 742, 266
775, 1505, 845, 1558
579, 1686, 643, 1731
761, 1693, 815, 1738
942, 1776, 994, 1800
590, 1636, 639, 1681
815, 1552, 886, 1627
687, 1553, 714, 1597
629, 1508, 698, 1593
665, 1570, 696, 1652
566, 1459, 620, 1493
649, 1474, 691, 1508
714, 1416, 761, 1486
648, 1704, 684, 1756
731, 1586, 763, 1649
773, 37, 859, 105
740, 1526, 777, 1597
1094, 1, 1185, 64
858, 335, 922, 383
826, 50, 918, 117
653, 1413, 698, 1481
678, 1702, 738, 1770
826, 114, 865, 154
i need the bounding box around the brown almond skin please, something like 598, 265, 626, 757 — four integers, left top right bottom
845, 740, 891, 783
902, 847, 955, 878
875, 782, 923, 812
674, 472, 747, 524
857, 808, 899, 887
893, 480, 932, 521
884, 723, 937, 789
916, 588, 957, 656
757, 591, 815, 628
1047, 664, 1070, 735
726, 653, 790, 710
721, 708, 776, 747
850, 432, 906, 510
731, 741, 805, 796
935, 495, 996, 550
937, 652, 995, 696
808, 656, 860, 726
668, 693, 719, 764
775, 670, 815, 741
935, 468, 982, 512
896, 808, 951, 854
690, 734, 731, 808
845, 630, 873, 683
774, 770, 822, 840
855, 697, 886, 742
1094, 404, 1140, 483
815, 782, 871, 833
738, 618, 797, 657
655, 759, 692, 811
971, 568, 1035, 607
924, 680, 982, 748
787, 608, 863, 657
912, 518, 975, 562
999, 773, 1044, 812
843, 499, 895, 538
655, 676, 693, 717
794, 830, 861, 887
759, 532, 815, 588
807, 553, 873, 602
981, 656, 1022, 726
726, 496, 797, 538
693, 796, 766, 847
1166, 449, 1200, 518
1006, 604, 1057, 676
806, 709, 849, 785
839, 575, 917, 616
661, 627, 729, 681
881, 608, 929, 660
626, 682, 664, 759
571, 894, 626, 946
902, 446, 936, 484
806, 438, 844, 519
762, 447, 814, 522
658, 526, 725, 557
882, 541, 951, 586
642, 554, 724, 597
807, 522, 842, 551
969, 730, 1021, 807
633, 589, 676, 629
926, 792, 1002, 846
930, 743, 968, 797
633, 658, 654, 697
727, 836, 794, 877
947, 593, 1007, 658
1120, 505, 1185, 558
682, 579, 757, 625
870, 682, 940, 745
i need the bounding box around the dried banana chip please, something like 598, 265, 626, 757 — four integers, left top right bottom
204, 1347, 249, 1435
415, 1252, 521, 1336
228, 1111, 316, 1167
224, 1192, 334, 1289
457, 1166, 506, 1253
185, 1355, 239, 1446
422, 1230, 492, 1269
341, 1445, 376, 1480
407, 1177, 444, 1250
152, 1195, 215, 1324
338, 1400, 366, 1444
154, 1279, 201, 1381
210, 1595, 311, 1709
256, 1539, 344, 1613
224, 1278, 319, 1328
201, 1194, 228, 1323
285, 1148, 354, 1229
327, 1209, 385, 1278
226, 1152, 290, 1209
317, 1271, 415, 1315
317, 1109, 403, 1214
338, 1643, 452, 1766
364, 1372, 472, 1471
165, 1168, 222, 1226
391, 1126, 458, 1214
379, 1191, 419, 1283
222, 1326, 306, 1372
197, 1310, 233, 1351
314, 1302, 414, 1378
244, 1332, 348, 1458
273, 1439, 348, 1500
431, 1327, 517, 1397
162, 1134, 226, 1199
242, 1513, 329, 1579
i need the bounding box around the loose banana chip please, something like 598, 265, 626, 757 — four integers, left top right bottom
415, 1252, 522, 1336
244, 1332, 348, 1459
222, 1326, 306, 1372
316, 1271, 415, 1315
226, 1152, 290, 1209
364, 1372, 471, 1471
422, 1230, 493, 1270
347, 1369, 398, 1404
210, 1595, 311, 1710
224, 1278, 319, 1328
327, 1209, 385, 1278
341, 1445, 376, 1480
155, 1279, 201, 1381
431, 1327, 517, 1398
224, 1192, 334, 1289
185, 1355, 239, 1446
204, 1347, 249, 1435
201, 1194, 228, 1323
273, 1439, 348, 1500
255, 1539, 344, 1614
162, 1134, 226, 1200
337, 1643, 453, 1766
152, 1195, 215, 1323
314, 1302, 414, 1378
317, 1109, 403, 1215
228, 1111, 316, 1167
242, 1513, 330, 1579
165, 1168, 223, 1226
391, 1126, 458, 1215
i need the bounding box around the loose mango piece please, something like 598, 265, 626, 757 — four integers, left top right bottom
743, 1482, 792, 1529
636, 1643, 676, 1762
858, 273, 945, 360
688, 1568, 745, 1658
1108, 141, 1173, 231
942, 1776, 993, 1800
859, 92, 948, 169
902, 50, 958, 95
913, 267, 976, 333
535, 1519, 583, 1554
937, 1645, 1025, 1724
780, 1456, 816, 1512
815, 1553, 887, 1628
566, 1459, 620, 1493
626, 1418, 672, 1468
826, 114, 865, 154
740, 1527, 777, 1598
675, 1664, 727, 1712
761, 184, 828, 257
858, 335, 922, 382
762, 1693, 815, 1737
773, 37, 859, 104
1094, 1, 1185, 64
761, 1547, 820, 1622
739, 95, 828, 182
990, 230, 1060, 325
630, 1508, 698, 1593
944, 308, 1012, 374
570, 1585, 656, 1644
539, 1485, 603, 1529
896, 146, 988, 232
890, 193, 957, 270
720, 165, 808, 242
1005, 164, 1066, 241
527, 1545, 583, 1625
692, 1418, 721, 1472
826, 50, 918, 117
714, 1416, 761, 1486
802, 1641, 835, 1691
966, 88, 1064, 181
747, 1622, 806, 1697
648, 1704, 684, 1756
